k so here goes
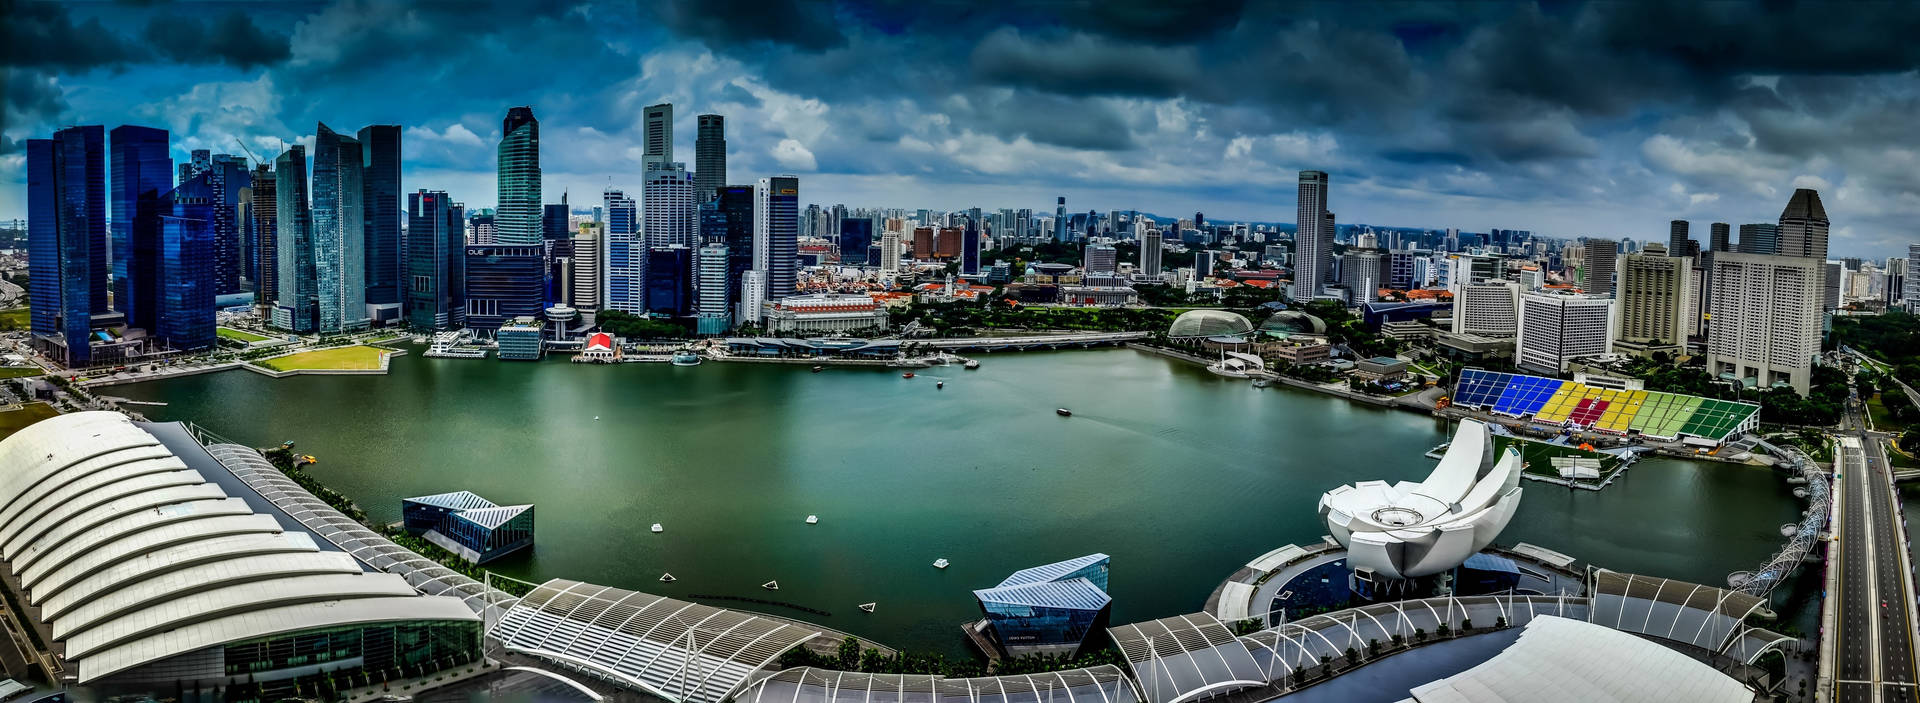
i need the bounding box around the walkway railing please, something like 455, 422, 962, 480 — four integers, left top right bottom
1729, 442, 1830, 598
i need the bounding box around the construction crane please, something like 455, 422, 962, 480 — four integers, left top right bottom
232, 137, 262, 168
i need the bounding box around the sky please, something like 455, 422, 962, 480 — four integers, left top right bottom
3, 0, 1918, 258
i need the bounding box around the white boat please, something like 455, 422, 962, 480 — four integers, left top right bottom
659, 573, 676, 582
858, 602, 876, 613
932, 558, 949, 569
671, 350, 701, 366
964, 360, 980, 369
651, 523, 663, 533
806, 515, 819, 524
762, 580, 780, 590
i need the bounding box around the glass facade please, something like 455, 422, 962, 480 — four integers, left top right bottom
979, 598, 1107, 652
757, 176, 799, 301
975, 555, 1112, 657
155, 173, 217, 351
463, 245, 545, 335
718, 185, 755, 315
406, 190, 465, 331
311, 123, 369, 333
496, 107, 542, 245
221, 620, 481, 700
840, 218, 872, 266
28, 126, 108, 367
110, 125, 171, 330
359, 125, 403, 307
647, 245, 692, 317
275, 145, 316, 333
603, 188, 641, 314
497, 320, 544, 361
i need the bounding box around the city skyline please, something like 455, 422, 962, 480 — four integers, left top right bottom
6, 1, 1920, 257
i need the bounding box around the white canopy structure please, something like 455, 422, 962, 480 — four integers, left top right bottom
1400, 615, 1751, 703
1318, 420, 1524, 579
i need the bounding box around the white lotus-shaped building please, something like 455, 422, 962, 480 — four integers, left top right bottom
1318, 419, 1525, 579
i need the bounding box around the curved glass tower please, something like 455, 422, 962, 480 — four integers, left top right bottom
496, 107, 542, 245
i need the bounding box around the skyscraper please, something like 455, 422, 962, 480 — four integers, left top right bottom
496, 106, 542, 245
695, 114, 725, 202
1292, 170, 1331, 300
1083, 245, 1116, 275
109, 125, 171, 331
1452, 281, 1520, 337
358, 124, 403, 314
1738, 224, 1779, 255
1581, 238, 1618, 296
1053, 196, 1067, 243
206, 153, 250, 297
880, 227, 902, 273
1905, 245, 1920, 313
28, 126, 108, 366
273, 145, 314, 332
1614, 243, 1688, 357
646, 245, 692, 316
1516, 291, 1614, 375
1777, 188, 1829, 261
407, 189, 465, 331
177, 149, 210, 188
696, 242, 730, 335
1141, 229, 1164, 277
602, 188, 642, 314
840, 218, 873, 266
717, 185, 755, 317
155, 170, 217, 351
249, 161, 277, 319
1709, 222, 1731, 253
961, 217, 981, 276
644, 163, 695, 249
570, 222, 603, 319
1667, 220, 1690, 257
754, 175, 799, 303
543, 200, 570, 241
311, 123, 369, 333
1709, 252, 1821, 395
643, 103, 673, 169
463, 244, 544, 335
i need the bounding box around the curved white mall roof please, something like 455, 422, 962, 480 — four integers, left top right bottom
1318, 419, 1524, 579
1401, 615, 1750, 703
0, 411, 478, 684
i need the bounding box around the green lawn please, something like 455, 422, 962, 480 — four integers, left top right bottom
256, 346, 388, 371
1886, 441, 1920, 469
217, 326, 271, 343
0, 307, 27, 332
1493, 435, 1621, 479
0, 367, 43, 379
0, 403, 60, 441
1869, 393, 1907, 433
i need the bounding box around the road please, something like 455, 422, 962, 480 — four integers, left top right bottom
1833, 387, 1920, 702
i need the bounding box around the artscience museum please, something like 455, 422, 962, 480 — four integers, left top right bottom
1318, 420, 1525, 583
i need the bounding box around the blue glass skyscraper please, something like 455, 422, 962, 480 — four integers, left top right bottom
312, 123, 369, 333
273, 145, 316, 333
496, 107, 542, 245
110, 126, 171, 326
602, 188, 640, 314
407, 190, 465, 331
463, 244, 544, 335
961, 217, 981, 276
27, 126, 108, 366
359, 125, 403, 314
155, 172, 217, 350
207, 154, 250, 297
646, 245, 692, 317
840, 218, 873, 266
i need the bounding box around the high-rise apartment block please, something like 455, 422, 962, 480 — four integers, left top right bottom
1452, 281, 1520, 337
1708, 252, 1821, 395
1614, 243, 1688, 357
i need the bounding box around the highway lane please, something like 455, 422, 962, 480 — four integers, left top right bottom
1833, 384, 1920, 703
1839, 436, 1875, 702
1860, 432, 1919, 702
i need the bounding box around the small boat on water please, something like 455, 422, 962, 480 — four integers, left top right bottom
902, 372, 915, 379
806, 515, 818, 524
659, 573, 676, 583
763, 580, 780, 591
936, 381, 945, 389
812, 365, 824, 373
651, 523, 664, 533
964, 359, 980, 369
932, 558, 950, 569
858, 603, 876, 613
1252, 379, 1270, 388
671, 350, 701, 366
1056, 408, 1072, 417
594, 416, 600, 421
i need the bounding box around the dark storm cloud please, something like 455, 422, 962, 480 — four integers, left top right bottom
652, 0, 847, 51
960, 92, 1138, 151
145, 11, 293, 68
1, 1, 142, 70
970, 29, 1201, 98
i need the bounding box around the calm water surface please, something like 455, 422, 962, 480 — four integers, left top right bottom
113, 348, 1811, 653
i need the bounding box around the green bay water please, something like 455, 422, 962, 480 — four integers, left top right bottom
112, 348, 1812, 653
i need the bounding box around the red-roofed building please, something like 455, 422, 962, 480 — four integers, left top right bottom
576, 333, 621, 363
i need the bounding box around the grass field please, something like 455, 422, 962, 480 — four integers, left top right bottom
0, 367, 44, 379
0, 307, 27, 332
217, 327, 271, 343
256, 346, 388, 371
1493, 435, 1621, 478
0, 403, 60, 441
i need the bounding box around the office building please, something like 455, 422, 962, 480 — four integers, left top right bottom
1738, 223, 1779, 255
1083, 244, 1117, 275
407, 190, 465, 331
272, 145, 316, 333
1292, 171, 1332, 300
738, 269, 766, 325
543, 201, 569, 242
203, 153, 250, 298
570, 222, 603, 317
760, 293, 889, 334
177, 148, 210, 187
463, 244, 545, 335
107, 125, 168, 334
1709, 252, 1821, 395
1581, 239, 1617, 296
496, 106, 542, 245
961, 217, 981, 275
1517, 291, 1614, 375
1667, 220, 1690, 257
754, 175, 799, 303
716, 185, 755, 314
402, 490, 535, 564
841, 218, 873, 266
1777, 188, 1829, 261
1053, 196, 1068, 243
28, 127, 109, 366
647, 245, 692, 316
496, 316, 545, 361
644, 163, 696, 249
603, 188, 642, 314
1886, 256, 1908, 309
249, 162, 277, 318
1195, 250, 1216, 279
358, 124, 403, 318
1452, 281, 1520, 337
1614, 244, 1688, 358
311, 123, 370, 333
1824, 261, 1843, 311
1345, 249, 1386, 303
151, 171, 217, 351
695, 114, 725, 201
0, 413, 484, 698
697, 242, 730, 335
1141, 229, 1163, 276
643, 103, 673, 169
1709, 222, 1731, 253
973, 554, 1112, 658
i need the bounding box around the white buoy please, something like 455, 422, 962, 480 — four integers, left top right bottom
806, 515, 819, 524
594, 416, 600, 420
651, 523, 663, 533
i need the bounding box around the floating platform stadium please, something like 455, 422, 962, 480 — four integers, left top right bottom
1450, 369, 1759, 444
